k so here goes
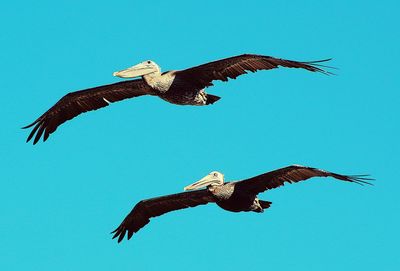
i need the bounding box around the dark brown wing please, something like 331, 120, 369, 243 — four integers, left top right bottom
23, 79, 153, 144
235, 165, 373, 195
175, 54, 333, 90
111, 189, 215, 242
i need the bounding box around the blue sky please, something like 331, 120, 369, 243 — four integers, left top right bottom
1, 0, 399, 270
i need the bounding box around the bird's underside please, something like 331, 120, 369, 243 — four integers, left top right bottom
23, 54, 333, 144
158, 88, 221, 106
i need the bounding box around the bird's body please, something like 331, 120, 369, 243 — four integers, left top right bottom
111, 165, 372, 242
143, 70, 214, 105
23, 54, 333, 144
209, 182, 264, 213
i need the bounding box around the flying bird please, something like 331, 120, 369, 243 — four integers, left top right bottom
23, 54, 333, 144
111, 165, 371, 242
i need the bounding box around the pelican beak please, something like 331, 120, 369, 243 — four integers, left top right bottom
113, 63, 155, 78
184, 173, 223, 191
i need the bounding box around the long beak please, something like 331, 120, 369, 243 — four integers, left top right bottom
113, 63, 155, 78
184, 175, 220, 191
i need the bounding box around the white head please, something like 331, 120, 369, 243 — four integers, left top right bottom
184, 171, 225, 191
113, 60, 161, 78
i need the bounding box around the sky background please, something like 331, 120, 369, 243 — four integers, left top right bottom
1, 0, 399, 270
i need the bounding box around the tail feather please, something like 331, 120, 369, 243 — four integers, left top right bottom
259, 200, 272, 209
206, 94, 221, 105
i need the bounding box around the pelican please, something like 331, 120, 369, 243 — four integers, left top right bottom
23, 54, 332, 144
112, 165, 371, 242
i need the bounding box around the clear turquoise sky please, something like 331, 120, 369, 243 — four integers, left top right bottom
1, 1, 399, 270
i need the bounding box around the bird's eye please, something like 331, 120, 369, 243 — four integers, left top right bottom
213, 173, 218, 177
147, 61, 151, 64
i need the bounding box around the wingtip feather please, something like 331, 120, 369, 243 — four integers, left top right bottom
301, 58, 337, 75
22, 120, 38, 129
26, 122, 42, 143
349, 175, 374, 186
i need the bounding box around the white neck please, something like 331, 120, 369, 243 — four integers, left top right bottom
143, 71, 162, 87
143, 70, 175, 93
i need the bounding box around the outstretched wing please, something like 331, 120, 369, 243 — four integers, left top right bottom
23, 79, 154, 144
175, 54, 333, 90
235, 165, 373, 194
112, 189, 215, 242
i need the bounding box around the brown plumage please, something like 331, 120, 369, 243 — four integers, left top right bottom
234, 165, 369, 194
175, 54, 332, 90
111, 190, 215, 242
24, 54, 333, 144
112, 165, 371, 242
23, 80, 153, 144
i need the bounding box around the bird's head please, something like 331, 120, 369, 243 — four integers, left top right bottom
184, 171, 225, 191
113, 60, 161, 78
